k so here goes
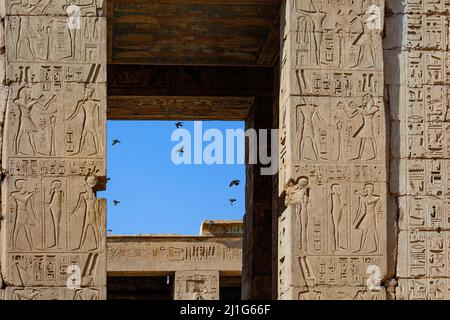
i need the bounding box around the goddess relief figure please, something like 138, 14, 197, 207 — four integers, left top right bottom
46, 180, 64, 249
286, 177, 311, 251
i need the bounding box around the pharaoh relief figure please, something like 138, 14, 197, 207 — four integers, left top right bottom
11, 179, 39, 251
13, 86, 56, 156
351, 94, 380, 161
285, 177, 311, 251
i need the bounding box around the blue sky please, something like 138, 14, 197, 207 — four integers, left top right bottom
99, 120, 245, 235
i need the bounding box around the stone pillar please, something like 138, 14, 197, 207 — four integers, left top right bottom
278, 0, 389, 299
385, 0, 450, 300
243, 98, 273, 299
174, 271, 219, 300
0, 0, 5, 301
1, 0, 107, 300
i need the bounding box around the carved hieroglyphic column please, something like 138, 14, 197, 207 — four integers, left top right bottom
0, 0, 5, 300
385, 0, 450, 300
278, 0, 389, 299
1, 0, 107, 300
174, 271, 219, 300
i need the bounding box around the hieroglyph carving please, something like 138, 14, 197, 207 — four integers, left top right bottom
174, 271, 220, 300
385, 0, 450, 300
279, 0, 387, 300
2, 5, 106, 300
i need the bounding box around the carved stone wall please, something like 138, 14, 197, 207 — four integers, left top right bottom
278, 0, 389, 300
1, 0, 107, 300
385, 0, 450, 300
107, 235, 242, 274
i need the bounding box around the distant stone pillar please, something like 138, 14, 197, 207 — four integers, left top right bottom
242, 98, 274, 299
1, 1, 107, 300
385, 0, 450, 300
278, 0, 389, 299
174, 271, 219, 300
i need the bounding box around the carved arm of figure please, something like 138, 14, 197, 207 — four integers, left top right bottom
69, 192, 86, 215
13, 98, 34, 112
346, 105, 360, 118
67, 100, 84, 121
313, 105, 329, 127
366, 105, 380, 115
367, 195, 381, 206
39, 95, 56, 110
45, 188, 55, 205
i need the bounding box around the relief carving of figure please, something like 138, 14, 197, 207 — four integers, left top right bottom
14, 87, 55, 155
330, 184, 348, 251
297, 101, 328, 161
333, 101, 354, 161
187, 280, 209, 300
69, 175, 100, 250
67, 85, 103, 156
10, 1, 39, 60
297, 2, 326, 66
351, 94, 379, 161
45, 180, 64, 249
347, 9, 376, 69
11, 179, 39, 250
353, 184, 380, 254
286, 177, 311, 251
320, 8, 348, 68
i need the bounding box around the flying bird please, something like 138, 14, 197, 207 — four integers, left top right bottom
229, 199, 237, 206
112, 139, 121, 146
113, 200, 121, 206
107, 229, 113, 234
175, 122, 184, 128
229, 180, 240, 187
177, 146, 184, 154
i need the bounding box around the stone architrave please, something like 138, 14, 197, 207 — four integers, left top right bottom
1, 1, 107, 300
174, 271, 220, 300
278, 0, 388, 300
385, 0, 450, 300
